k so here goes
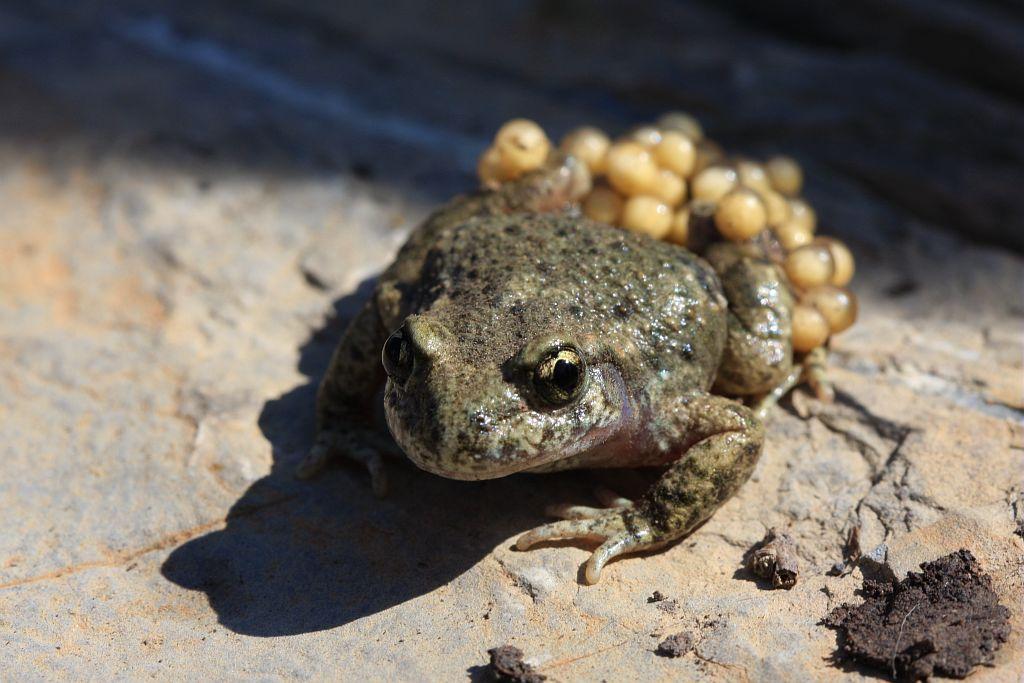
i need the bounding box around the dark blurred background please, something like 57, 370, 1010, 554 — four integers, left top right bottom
1, 0, 1021, 250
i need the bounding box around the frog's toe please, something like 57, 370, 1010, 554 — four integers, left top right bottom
544, 503, 612, 520
593, 486, 634, 509
365, 452, 388, 498
802, 347, 835, 403
296, 431, 389, 498
585, 532, 651, 585
295, 442, 332, 479
516, 514, 624, 551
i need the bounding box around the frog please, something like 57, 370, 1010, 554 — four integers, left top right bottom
299, 155, 806, 584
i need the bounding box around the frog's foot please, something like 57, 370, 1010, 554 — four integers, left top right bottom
801, 346, 834, 402
515, 508, 658, 584
495, 152, 592, 214
296, 428, 388, 498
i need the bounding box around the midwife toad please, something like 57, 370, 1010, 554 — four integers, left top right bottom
301, 156, 802, 583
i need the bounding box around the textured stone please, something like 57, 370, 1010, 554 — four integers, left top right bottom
0, 2, 1022, 681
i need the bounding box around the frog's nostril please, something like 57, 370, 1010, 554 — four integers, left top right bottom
382, 328, 413, 384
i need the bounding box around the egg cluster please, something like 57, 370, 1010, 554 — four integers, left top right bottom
477, 115, 857, 354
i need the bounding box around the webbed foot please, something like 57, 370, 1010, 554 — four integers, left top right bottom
516, 504, 659, 585
297, 428, 389, 497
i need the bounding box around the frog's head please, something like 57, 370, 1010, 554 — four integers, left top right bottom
381, 314, 632, 480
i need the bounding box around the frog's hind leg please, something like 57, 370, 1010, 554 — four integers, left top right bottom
705, 243, 795, 398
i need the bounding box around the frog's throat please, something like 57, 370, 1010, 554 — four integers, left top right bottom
397, 363, 634, 481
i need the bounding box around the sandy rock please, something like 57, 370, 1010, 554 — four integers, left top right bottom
1, 2, 1022, 681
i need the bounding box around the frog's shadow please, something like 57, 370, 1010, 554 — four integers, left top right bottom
160, 277, 593, 637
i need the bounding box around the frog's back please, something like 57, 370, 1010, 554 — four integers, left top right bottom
399, 212, 727, 387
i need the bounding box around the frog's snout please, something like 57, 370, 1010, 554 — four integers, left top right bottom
381, 316, 448, 387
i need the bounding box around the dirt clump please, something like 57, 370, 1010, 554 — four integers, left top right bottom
484, 645, 546, 683
655, 632, 694, 658
824, 549, 1011, 681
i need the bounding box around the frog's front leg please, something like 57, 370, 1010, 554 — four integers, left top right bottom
516, 394, 763, 584
298, 297, 391, 495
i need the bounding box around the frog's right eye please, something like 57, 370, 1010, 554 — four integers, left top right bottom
382, 329, 412, 385
532, 346, 587, 407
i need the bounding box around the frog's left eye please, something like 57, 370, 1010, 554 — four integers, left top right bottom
533, 347, 587, 407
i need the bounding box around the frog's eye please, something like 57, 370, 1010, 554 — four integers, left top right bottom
533, 347, 587, 407
382, 328, 413, 385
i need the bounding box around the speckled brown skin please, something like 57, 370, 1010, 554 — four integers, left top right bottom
303, 157, 795, 583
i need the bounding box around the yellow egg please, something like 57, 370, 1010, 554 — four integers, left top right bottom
714, 189, 767, 242
653, 131, 697, 178
792, 304, 830, 352
803, 285, 858, 334
784, 244, 835, 289
773, 219, 814, 251
667, 207, 690, 246
628, 125, 663, 148
477, 145, 511, 188
766, 156, 803, 196
649, 168, 687, 206
691, 165, 738, 202
758, 188, 792, 226
788, 198, 817, 234
693, 139, 724, 173
605, 142, 660, 196
737, 160, 771, 193
494, 118, 551, 176
656, 111, 704, 141
816, 237, 855, 286
559, 126, 611, 175
582, 186, 624, 225
621, 195, 672, 239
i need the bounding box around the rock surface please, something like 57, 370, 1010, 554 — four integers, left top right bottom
1, 2, 1022, 680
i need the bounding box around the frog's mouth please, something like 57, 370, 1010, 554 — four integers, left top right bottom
386, 363, 634, 481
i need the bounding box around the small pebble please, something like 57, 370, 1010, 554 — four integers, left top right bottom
655, 632, 694, 658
